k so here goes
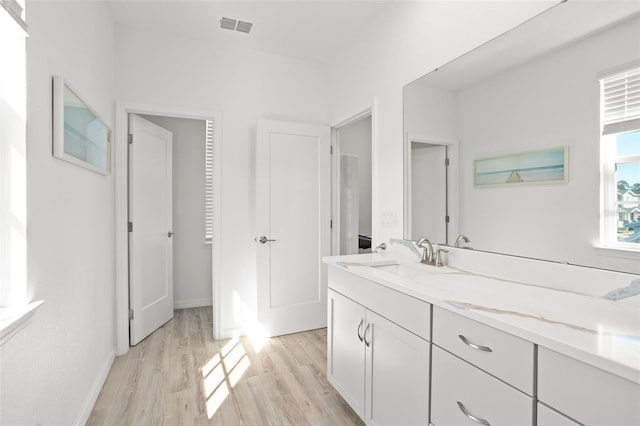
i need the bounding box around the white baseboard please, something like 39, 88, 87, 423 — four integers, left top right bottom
75, 346, 116, 426
173, 298, 212, 310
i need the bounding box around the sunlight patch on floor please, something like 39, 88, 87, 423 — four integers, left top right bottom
201, 336, 253, 419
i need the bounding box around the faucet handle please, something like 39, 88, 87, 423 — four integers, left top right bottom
373, 243, 386, 253
416, 237, 434, 264
435, 247, 449, 267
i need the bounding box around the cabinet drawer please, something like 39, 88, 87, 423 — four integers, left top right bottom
538, 347, 640, 425
431, 346, 533, 426
537, 403, 580, 426
433, 306, 534, 394
328, 266, 431, 340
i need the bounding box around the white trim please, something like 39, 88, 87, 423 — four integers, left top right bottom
74, 346, 115, 426
115, 102, 223, 355
593, 245, 640, 261
173, 298, 213, 310
0, 300, 43, 346
596, 60, 640, 83
330, 103, 375, 255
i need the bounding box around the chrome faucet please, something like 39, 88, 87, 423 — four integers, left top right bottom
416, 238, 434, 265
373, 243, 386, 253
455, 234, 471, 249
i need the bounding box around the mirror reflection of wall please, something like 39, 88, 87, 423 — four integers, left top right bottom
338, 115, 372, 255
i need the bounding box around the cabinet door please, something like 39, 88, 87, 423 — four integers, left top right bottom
328, 289, 366, 418
431, 346, 532, 426
365, 310, 430, 426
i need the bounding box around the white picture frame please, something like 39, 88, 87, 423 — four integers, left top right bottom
52, 75, 111, 175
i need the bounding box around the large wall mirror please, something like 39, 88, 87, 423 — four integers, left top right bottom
403, 1, 640, 272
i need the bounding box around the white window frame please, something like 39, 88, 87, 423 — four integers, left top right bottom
0, 0, 42, 346
599, 63, 640, 251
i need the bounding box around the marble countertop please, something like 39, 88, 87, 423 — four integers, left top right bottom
323, 250, 640, 385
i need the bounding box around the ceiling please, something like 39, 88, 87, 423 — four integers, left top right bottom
106, 0, 394, 64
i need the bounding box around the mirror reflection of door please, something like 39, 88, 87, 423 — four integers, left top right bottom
407, 141, 448, 244
337, 115, 372, 255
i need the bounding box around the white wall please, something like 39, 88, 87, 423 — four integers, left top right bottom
115, 26, 329, 337
140, 114, 213, 308
328, 1, 556, 246
339, 116, 372, 238
0, 1, 116, 425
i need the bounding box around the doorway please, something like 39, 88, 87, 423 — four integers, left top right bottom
334, 113, 373, 255
115, 104, 222, 354
255, 119, 331, 336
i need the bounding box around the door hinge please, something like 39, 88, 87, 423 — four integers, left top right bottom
330, 146, 333, 155
129, 309, 134, 320
445, 158, 450, 167
330, 219, 333, 229
445, 215, 450, 224
128, 134, 133, 144
128, 221, 133, 232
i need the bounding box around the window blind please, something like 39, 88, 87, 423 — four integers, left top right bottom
602, 66, 640, 135
205, 119, 214, 242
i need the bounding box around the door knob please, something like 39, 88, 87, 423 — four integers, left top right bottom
168, 231, 175, 238
257, 236, 276, 244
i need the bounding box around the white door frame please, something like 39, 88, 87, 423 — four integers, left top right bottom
330, 98, 378, 255
115, 102, 223, 355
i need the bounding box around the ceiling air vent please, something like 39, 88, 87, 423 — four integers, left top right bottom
236, 21, 253, 34
220, 17, 237, 31
219, 16, 253, 34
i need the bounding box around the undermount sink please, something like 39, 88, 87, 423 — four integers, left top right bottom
370, 262, 457, 277
337, 259, 458, 277
370, 263, 426, 277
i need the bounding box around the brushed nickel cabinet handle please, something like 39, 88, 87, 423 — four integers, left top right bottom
357, 319, 364, 342
363, 324, 371, 347
457, 401, 490, 426
458, 334, 493, 352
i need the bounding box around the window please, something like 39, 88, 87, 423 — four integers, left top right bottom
600, 65, 640, 249
205, 119, 214, 243
0, 0, 42, 345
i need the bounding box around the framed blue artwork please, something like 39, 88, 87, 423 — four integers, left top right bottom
52, 75, 111, 175
475, 146, 569, 187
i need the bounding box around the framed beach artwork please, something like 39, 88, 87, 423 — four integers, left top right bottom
474, 146, 568, 187
52, 75, 111, 175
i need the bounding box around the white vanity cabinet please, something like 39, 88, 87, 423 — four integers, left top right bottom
538, 347, 640, 425
433, 307, 535, 395
324, 255, 640, 426
431, 345, 533, 426
431, 306, 535, 426
327, 266, 431, 425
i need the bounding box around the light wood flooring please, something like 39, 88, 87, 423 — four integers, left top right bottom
87, 307, 362, 425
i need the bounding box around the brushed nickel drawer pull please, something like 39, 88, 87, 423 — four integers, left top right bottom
457, 401, 490, 426
357, 319, 364, 342
458, 334, 493, 352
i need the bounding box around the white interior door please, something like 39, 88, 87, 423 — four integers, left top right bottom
256, 119, 330, 336
129, 114, 174, 345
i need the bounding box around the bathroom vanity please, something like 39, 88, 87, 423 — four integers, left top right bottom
323, 244, 640, 425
